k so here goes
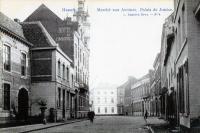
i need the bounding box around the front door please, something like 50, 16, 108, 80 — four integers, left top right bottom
62, 90, 65, 118
18, 88, 29, 120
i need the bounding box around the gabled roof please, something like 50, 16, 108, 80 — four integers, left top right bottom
0, 12, 32, 46
0, 12, 25, 38
22, 21, 58, 47
24, 4, 62, 23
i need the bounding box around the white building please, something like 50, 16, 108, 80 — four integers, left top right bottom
91, 83, 117, 115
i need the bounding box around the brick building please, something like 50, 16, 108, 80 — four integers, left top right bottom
0, 12, 32, 123
159, 0, 200, 129
116, 77, 137, 116
174, 0, 200, 128
22, 21, 76, 121
123, 77, 137, 115
24, 1, 90, 119
73, 0, 90, 117
149, 53, 161, 117
131, 74, 150, 116
160, 13, 178, 125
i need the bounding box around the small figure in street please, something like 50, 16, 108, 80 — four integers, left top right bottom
88, 111, 95, 123
144, 110, 148, 125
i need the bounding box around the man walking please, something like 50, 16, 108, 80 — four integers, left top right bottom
144, 110, 148, 125
88, 111, 95, 123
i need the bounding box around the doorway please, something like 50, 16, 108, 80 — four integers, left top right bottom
18, 88, 29, 120
62, 90, 65, 118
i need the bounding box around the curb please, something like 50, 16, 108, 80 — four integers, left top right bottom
0, 118, 87, 133
19, 119, 88, 133
147, 126, 155, 133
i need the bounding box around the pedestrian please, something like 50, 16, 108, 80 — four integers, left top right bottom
144, 110, 148, 125
88, 111, 95, 123
91, 111, 95, 123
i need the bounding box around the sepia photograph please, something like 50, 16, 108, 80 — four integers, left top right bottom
0, 0, 200, 132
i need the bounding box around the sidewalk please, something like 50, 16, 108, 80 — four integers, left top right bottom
147, 117, 200, 133
146, 117, 171, 133
0, 118, 88, 133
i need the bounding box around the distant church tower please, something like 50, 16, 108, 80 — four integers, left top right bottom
74, 0, 90, 47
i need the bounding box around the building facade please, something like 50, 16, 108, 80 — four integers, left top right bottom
22, 21, 76, 121
0, 12, 32, 123
123, 77, 137, 115
24, 1, 90, 119
116, 77, 137, 116
0, 0, 90, 123
149, 53, 161, 117
73, 1, 90, 117
92, 83, 117, 115
117, 84, 125, 115
174, 0, 200, 128
159, 0, 200, 129
131, 74, 150, 116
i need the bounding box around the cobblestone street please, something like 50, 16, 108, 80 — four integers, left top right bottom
31, 116, 149, 133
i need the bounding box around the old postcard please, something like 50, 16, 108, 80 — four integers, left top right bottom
1, 0, 200, 132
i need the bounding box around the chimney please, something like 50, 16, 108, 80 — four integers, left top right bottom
14, 18, 20, 23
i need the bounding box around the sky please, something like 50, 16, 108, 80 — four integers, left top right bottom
0, 0, 174, 88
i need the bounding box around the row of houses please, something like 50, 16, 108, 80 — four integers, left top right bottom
158, 0, 200, 129
117, 0, 200, 129
0, 0, 90, 123
117, 75, 151, 116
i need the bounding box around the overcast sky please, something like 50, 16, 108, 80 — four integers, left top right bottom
0, 0, 174, 88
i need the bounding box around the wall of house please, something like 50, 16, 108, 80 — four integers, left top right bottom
54, 49, 74, 120
93, 88, 117, 115
0, 32, 31, 122
187, 0, 200, 120
132, 76, 150, 116
74, 31, 89, 86
31, 82, 56, 116
0, 33, 3, 111
117, 86, 125, 115
31, 50, 52, 82
54, 49, 71, 87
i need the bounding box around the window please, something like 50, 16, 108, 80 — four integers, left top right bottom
21, 53, 26, 76
75, 71, 77, 82
58, 61, 61, 77
120, 98, 123, 103
98, 107, 100, 113
112, 107, 114, 113
3, 83, 10, 110
177, 60, 189, 114
181, 4, 186, 44
111, 91, 114, 94
105, 107, 107, 113
105, 97, 107, 103
63, 64, 65, 79
66, 67, 69, 81
178, 17, 181, 50
66, 91, 70, 108
97, 97, 100, 103
3, 45, 11, 71
83, 73, 85, 83
111, 98, 114, 103
58, 88, 61, 108
75, 44, 77, 59
80, 49, 82, 62
71, 74, 74, 86
83, 53, 85, 65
